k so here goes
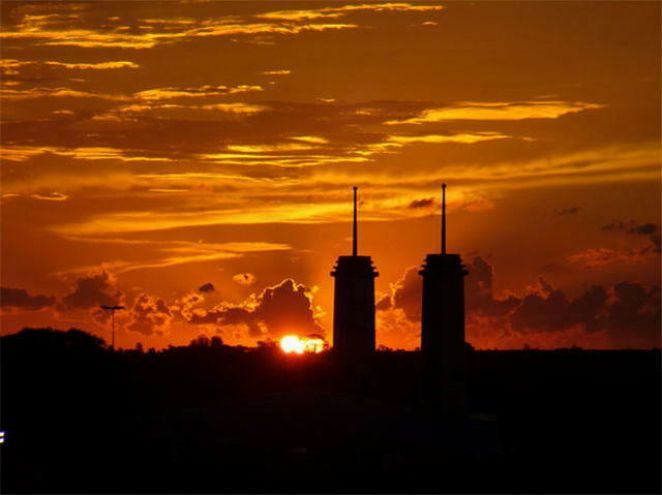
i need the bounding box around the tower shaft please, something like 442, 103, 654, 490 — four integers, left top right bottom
420, 255, 467, 359
332, 256, 378, 360
419, 184, 468, 415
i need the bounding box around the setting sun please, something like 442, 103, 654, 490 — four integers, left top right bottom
280, 335, 326, 354
280, 335, 305, 354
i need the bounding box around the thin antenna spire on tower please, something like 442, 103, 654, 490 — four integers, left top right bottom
352, 186, 358, 256
441, 183, 447, 255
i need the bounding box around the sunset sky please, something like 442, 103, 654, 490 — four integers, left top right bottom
1, 1, 660, 350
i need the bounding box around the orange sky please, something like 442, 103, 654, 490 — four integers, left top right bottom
1, 1, 660, 350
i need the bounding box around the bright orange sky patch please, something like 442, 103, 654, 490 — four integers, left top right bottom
1, 1, 659, 350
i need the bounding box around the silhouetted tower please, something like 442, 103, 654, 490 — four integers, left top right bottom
331, 187, 378, 361
419, 184, 468, 415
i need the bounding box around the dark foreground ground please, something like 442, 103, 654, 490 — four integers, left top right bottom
1, 328, 660, 493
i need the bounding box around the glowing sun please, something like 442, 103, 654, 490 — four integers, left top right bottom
280, 335, 326, 354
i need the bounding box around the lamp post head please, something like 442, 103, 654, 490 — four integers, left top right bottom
100, 305, 125, 311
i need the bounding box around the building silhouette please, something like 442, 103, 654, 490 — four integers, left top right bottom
331, 187, 378, 362
420, 184, 468, 415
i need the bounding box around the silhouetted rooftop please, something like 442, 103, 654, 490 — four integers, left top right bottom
331, 255, 378, 277
420, 253, 467, 274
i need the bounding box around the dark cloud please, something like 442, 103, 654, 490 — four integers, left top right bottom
0, 286, 55, 310
127, 293, 173, 336
60, 270, 118, 309
408, 198, 434, 209
567, 285, 609, 333
502, 278, 659, 342
198, 282, 215, 293
633, 224, 661, 253
378, 257, 519, 323
375, 266, 421, 320
628, 223, 658, 235
602, 220, 661, 254
465, 257, 520, 318
602, 219, 659, 236
509, 280, 606, 334
375, 294, 392, 311
247, 279, 322, 336
378, 257, 660, 346
510, 285, 571, 333
391, 267, 422, 321
188, 279, 322, 339
603, 282, 660, 339
202, 305, 258, 335
554, 206, 581, 215
378, 257, 518, 322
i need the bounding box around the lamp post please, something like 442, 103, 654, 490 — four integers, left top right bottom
100, 305, 125, 350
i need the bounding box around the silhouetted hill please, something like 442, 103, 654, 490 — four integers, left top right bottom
1, 328, 660, 493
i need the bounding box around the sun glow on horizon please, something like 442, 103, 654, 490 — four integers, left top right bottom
280, 335, 326, 354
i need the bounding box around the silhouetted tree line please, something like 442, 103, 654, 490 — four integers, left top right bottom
1, 328, 660, 494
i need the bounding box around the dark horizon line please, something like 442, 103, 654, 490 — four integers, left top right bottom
2, 326, 660, 353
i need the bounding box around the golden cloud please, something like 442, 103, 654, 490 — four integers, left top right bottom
309, 143, 661, 193
258, 3, 444, 21
30, 192, 69, 202
226, 143, 317, 153
290, 136, 330, 144
198, 133, 510, 169
51, 202, 355, 236
0, 145, 169, 162
0, 59, 139, 70
261, 69, 291, 76
198, 103, 266, 113
386, 132, 512, 145
233, 273, 257, 286
0, 87, 127, 101
91, 101, 268, 123
386, 101, 606, 124
140, 18, 198, 26
198, 153, 370, 167
134, 85, 263, 101
0, 27, 161, 49
1, 13, 358, 49
257, 10, 344, 21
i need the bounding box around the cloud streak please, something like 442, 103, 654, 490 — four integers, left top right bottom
0, 59, 139, 71
0, 87, 127, 101
133, 85, 263, 101
257, 3, 444, 21
56, 240, 292, 274
386, 101, 605, 124
1, 12, 358, 49
0, 146, 169, 163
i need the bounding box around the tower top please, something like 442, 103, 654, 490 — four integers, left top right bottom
353, 186, 358, 257
441, 183, 447, 255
